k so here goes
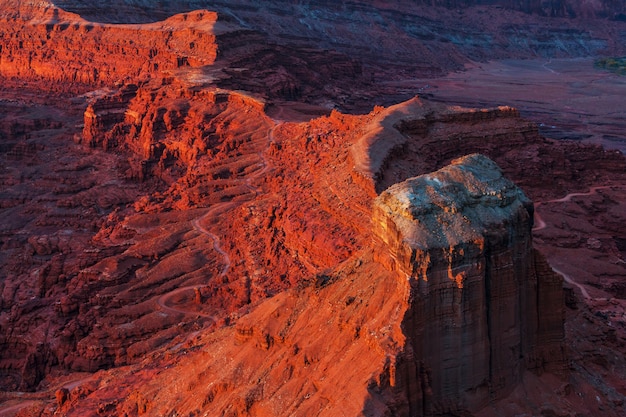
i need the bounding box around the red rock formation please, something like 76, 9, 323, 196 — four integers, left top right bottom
0, 6, 220, 91
371, 154, 565, 414
2, 1, 626, 416
9, 143, 572, 417
350, 96, 626, 201
4, 69, 626, 414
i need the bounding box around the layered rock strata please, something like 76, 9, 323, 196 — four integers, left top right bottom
372, 154, 566, 414
0, 7, 220, 91
19, 153, 566, 417
1, 0, 626, 414
0, 3, 368, 107
350, 96, 626, 201
350, 98, 538, 195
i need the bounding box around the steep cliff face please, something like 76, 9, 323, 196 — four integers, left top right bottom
0, 6, 220, 91
350, 98, 552, 197
2, 0, 626, 414
0, 2, 368, 109
14, 150, 566, 417
371, 154, 565, 415
3, 0, 624, 105
42, 0, 626, 82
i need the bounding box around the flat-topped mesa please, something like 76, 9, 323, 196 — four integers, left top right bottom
349, 97, 532, 197
373, 154, 565, 415
0, 7, 222, 90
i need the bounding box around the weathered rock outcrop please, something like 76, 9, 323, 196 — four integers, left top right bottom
22, 150, 570, 417
6, 72, 626, 414
4, 1, 625, 106
372, 154, 566, 414
0, 6, 220, 91
0, 2, 368, 108
351, 98, 540, 196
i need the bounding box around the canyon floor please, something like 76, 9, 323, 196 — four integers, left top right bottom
416, 58, 626, 153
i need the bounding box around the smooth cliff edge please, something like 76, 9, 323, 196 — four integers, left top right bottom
349, 97, 520, 197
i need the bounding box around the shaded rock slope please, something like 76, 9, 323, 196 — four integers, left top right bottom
3, 84, 625, 415
43, 155, 567, 417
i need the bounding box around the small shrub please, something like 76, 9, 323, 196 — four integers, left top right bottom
595, 56, 626, 75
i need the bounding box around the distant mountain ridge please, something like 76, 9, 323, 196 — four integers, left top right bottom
48, 0, 626, 22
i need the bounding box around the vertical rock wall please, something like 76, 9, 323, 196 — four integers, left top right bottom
373, 154, 565, 415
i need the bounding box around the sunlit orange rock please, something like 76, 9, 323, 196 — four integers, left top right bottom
0, 6, 219, 91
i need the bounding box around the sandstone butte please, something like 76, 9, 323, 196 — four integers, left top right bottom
1, 1, 626, 417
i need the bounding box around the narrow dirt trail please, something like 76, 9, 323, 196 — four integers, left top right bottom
551, 265, 592, 300
155, 285, 219, 320
542, 58, 558, 74
191, 202, 235, 277
155, 201, 237, 320
533, 186, 613, 232
155, 120, 277, 318
549, 186, 612, 203
0, 153, 268, 408
532, 185, 617, 301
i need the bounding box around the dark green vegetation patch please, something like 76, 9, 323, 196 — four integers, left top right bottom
595, 56, 626, 75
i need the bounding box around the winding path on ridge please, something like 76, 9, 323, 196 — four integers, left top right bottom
155, 203, 235, 322
155, 121, 278, 319
532, 186, 617, 301
0, 119, 280, 410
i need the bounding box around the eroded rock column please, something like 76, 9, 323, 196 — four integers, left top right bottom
373, 154, 564, 415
